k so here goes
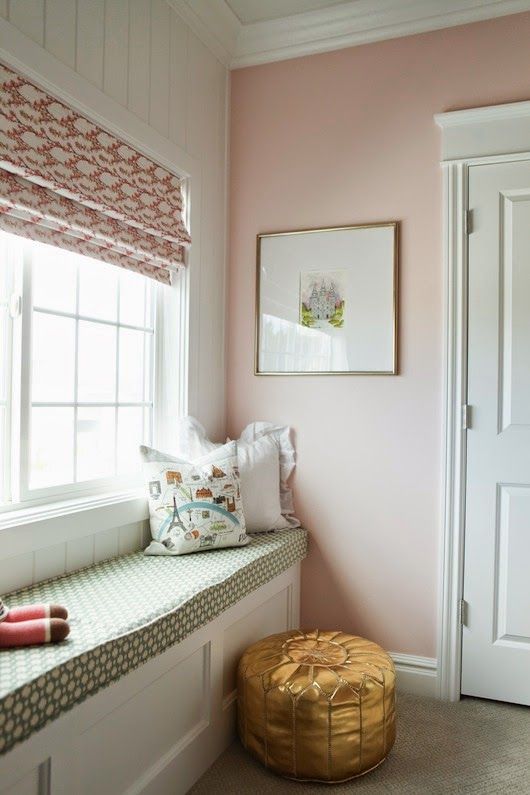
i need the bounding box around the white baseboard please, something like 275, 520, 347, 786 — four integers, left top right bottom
390, 653, 438, 698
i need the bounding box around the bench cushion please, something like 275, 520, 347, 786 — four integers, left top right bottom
0, 528, 307, 756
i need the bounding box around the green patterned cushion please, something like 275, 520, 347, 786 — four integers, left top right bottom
0, 528, 307, 756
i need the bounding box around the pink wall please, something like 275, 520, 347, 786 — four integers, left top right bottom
227, 13, 530, 657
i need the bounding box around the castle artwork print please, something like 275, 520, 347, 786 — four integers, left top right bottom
300, 269, 346, 330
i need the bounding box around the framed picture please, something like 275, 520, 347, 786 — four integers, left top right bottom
255, 222, 399, 375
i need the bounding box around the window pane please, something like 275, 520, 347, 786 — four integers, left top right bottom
0, 305, 7, 403
0, 258, 10, 301
0, 405, 5, 502
76, 407, 115, 482
32, 244, 77, 313
144, 333, 153, 403
30, 407, 74, 488
117, 407, 143, 474
78, 257, 118, 321
119, 328, 144, 402
78, 321, 116, 402
31, 313, 76, 402
119, 269, 146, 327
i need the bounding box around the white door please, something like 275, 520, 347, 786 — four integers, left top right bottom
462, 159, 530, 705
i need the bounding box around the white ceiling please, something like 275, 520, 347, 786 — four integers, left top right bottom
225, 0, 352, 25
169, 0, 530, 69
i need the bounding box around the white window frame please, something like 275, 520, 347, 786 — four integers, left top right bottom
0, 239, 183, 515
2, 237, 160, 509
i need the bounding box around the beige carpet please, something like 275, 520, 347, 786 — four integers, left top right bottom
190, 693, 530, 794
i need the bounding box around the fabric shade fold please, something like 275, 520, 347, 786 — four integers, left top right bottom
0, 61, 190, 282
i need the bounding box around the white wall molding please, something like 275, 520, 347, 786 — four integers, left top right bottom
391, 653, 438, 698
169, 0, 530, 69
435, 101, 530, 161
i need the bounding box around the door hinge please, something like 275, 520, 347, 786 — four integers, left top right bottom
462, 404, 471, 430
458, 598, 468, 627
464, 209, 473, 235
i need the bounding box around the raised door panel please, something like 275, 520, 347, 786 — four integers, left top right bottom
495, 486, 530, 645
500, 192, 530, 431
1, 765, 40, 795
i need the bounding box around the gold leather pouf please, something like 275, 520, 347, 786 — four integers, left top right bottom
237, 630, 396, 783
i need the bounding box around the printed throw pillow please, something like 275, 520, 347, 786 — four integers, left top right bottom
140, 441, 249, 556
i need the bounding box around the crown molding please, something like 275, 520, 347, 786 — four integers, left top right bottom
233, 0, 530, 68
168, 0, 530, 70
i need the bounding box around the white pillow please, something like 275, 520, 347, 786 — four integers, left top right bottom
236, 434, 282, 532
140, 441, 249, 555
175, 417, 300, 532
237, 422, 299, 528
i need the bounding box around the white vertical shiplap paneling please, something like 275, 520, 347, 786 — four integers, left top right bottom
66, 534, 95, 574
149, 0, 171, 137
0, 1, 228, 587
169, 11, 188, 149
7, 0, 44, 45
44, 0, 77, 68
0, 553, 34, 593
94, 526, 120, 564
34, 543, 67, 584
118, 522, 142, 556
76, 0, 105, 89
127, 0, 150, 122
186, 32, 220, 162
103, 0, 129, 106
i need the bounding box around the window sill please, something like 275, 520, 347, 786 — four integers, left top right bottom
0, 490, 149, 558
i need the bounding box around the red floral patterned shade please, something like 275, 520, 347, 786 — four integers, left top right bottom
0, 62, 190, 284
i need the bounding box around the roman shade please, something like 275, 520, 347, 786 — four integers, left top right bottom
0, 62, 190, 284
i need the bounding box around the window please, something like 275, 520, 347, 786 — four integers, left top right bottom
0, 229, 158, 509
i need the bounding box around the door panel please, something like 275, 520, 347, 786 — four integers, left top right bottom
462, 159, 530, 704
500, 191, 530, 431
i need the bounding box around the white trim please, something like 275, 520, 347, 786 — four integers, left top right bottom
435, 100, 530, 162
391, 653, 438, 698
169, 0, 530, 69
435, 100, 530, 128
437, 161, 469, 702
436, 102, 530, 700
0, 490, 148, 557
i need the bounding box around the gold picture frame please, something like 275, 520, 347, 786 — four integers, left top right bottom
255, 221, 399, 375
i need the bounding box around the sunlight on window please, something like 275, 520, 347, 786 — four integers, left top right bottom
0, 229, 157, 502
29, 243, 155, 490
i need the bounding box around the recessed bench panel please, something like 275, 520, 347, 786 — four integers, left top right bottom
75, 643, 209, 795
223, 588, 290, 701
4, 766, 40, 795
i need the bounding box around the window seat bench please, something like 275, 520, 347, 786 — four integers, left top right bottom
0, 528, 307, 795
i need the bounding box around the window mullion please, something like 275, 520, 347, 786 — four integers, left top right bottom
1, 242, 15, 504
73, 263, 80, 483
16, 241, 33, 502
114, 278, 120, 476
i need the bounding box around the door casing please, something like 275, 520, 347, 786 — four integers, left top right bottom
436, 101, 530, 700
